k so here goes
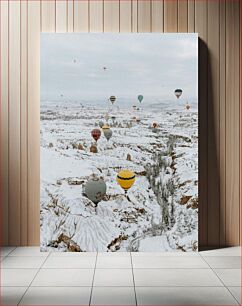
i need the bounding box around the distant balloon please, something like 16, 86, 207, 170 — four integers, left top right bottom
152, 122, 158, 129
103, 66, 107, 71
98, 121, 104, 128
85, 178, 106, 205
91, 129, 101, 142
174, 89, 183, 99
138, 95, 143, 103
185, 102, 190, 110
109, 96, 116, 105
102, 124, 110, 131
103, 128, 113, 141
117, 170, 135, 194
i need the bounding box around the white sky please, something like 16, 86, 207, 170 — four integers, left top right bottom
41, 33, 198, 103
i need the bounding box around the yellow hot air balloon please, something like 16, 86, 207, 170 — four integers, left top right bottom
102, 124, 110, 131
117, 170, 135, 193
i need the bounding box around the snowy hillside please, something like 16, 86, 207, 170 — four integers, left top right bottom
40, 100, 198, 252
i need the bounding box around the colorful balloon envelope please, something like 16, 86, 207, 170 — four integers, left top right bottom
102, 124, 110, 131
109, 96, 116, 105
117, 170, 135, 193
138, 95, 143, 103
174, 89, 183, 99
91, 128, 101, 142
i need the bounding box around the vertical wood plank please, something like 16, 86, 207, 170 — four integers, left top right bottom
28, 0, 40, 246
178, 0, 188, 33
138, 0, 151, 32
188, 0, 195, 33
41, 0, 56, 32
90, 0, 103, 32
151, 0, 164, 33
20, 0, 28, 245
0, 0, 9, 245
56, 0, 67, 32
67, 0, 74, 32
195, 0, 208, 248
9, 0, 21, 246
74, 0, 89, 32
164, 0, 178, 32
120, 0, 132, 32
104, 0, 119, 32
207, 0, 220, 246
225, 0, 240, 246
131, 0, 138, 32
219, 0, 226, 247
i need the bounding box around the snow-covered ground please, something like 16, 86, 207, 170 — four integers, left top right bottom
40, 100, 198, 252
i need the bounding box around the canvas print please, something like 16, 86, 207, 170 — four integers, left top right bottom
40, 33, 198, 252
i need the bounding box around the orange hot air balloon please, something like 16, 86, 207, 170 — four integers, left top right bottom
153, 122, 158, 129
91, 129, 101, 142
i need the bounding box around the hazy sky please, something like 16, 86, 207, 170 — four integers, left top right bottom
41, 33, 198, 103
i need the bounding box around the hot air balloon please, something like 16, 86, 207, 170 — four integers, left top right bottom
185, 102, 190, 110
103, 66, 107, 71
84, 177, 106, 205
109, 96, 116, 105
103, 128, 112, 141
138, 95, 143, 103
152, 122, 158, 129
117, 170, 135, 194
91, 129, 101, 142
102, 124, 110, 131
174, 89, 183, 99
98, 121, 104, 128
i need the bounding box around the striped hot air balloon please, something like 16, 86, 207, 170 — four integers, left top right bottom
174, 89, 183, 99
117, 170, 135, 194
109, 96, 116, 105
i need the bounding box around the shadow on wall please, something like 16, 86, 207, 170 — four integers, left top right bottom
198, 38, 221, 250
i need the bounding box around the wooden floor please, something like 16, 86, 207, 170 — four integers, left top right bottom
0, 0, 240, 247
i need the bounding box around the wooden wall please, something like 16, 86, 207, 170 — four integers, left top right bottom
0, 0, 240, 247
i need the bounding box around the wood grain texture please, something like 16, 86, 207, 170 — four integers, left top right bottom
207, 0, 220, 246
219, 0, 226, 246
104, 0, 119, 32
138, 0, 151, 32
20, 0, 28, 245
188, 0, 195, 33
74, 0, 89, 32
225, 0, 240, 246
164, 0, 178, 32
27, 0, 40, 245
0, 0, 240, 247
8, 0, 21, 245
151, 0, 164, 33
195, 0, 208, 247
67, 0, 74, 32
90, 0, 103, 32
178, 0, 188, 33
131, 0, 138, 32
0, 0, 9, 245
120, 0, 132, 32
56, 0, 67, 32
41, 0, 56, 32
